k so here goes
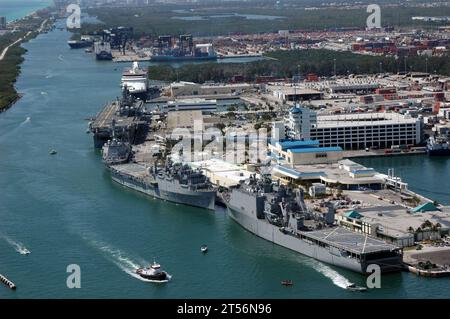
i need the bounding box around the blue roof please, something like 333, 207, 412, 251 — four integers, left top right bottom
278, 140, 320, 150
289, 146, 343, 154
344, 210, 363, 219
290, 107, 302, 114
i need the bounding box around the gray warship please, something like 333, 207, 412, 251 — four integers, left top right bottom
155, 160, 216, 210
102, 121, 132, 166
108, 160, 216, 210
224, 175, 403, 274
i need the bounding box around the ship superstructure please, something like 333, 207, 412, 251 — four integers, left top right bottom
94, 41, 112, 60
121, 61, 149, 100
427, 135, 450, 156
155, 160, 217, 210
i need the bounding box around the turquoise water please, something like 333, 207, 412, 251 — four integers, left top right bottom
0, 0, 51, 22
1, 21, 450, 298
355, 156, 450, 206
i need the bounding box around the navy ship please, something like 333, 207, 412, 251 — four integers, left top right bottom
427, 135, 450, 156
155, 160, 216, 210
224, 175, 403, 274
102, 123, 132, 166
108, 160, 216, 210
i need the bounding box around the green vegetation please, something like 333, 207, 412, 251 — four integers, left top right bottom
0, 12, 52, 112
0, 44, 26, 111
147, 49, 450, 83
84, 4, 450, 37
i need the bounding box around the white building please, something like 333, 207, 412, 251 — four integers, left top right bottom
285, 105, 317, 140
310, 113, 423, 150
271, 121, 285, 141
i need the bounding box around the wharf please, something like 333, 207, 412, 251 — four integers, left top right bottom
343, 149, 426, 158
404, 246, 450, 277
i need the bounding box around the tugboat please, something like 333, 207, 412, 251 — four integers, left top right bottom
135, 262, 170, 282
427, 135, 450, 156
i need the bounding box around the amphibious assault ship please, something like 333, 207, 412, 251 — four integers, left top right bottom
224, 175, 403, 274
108, 160, 216, 210
155, 160, 216, 210
89, 88, 148, 148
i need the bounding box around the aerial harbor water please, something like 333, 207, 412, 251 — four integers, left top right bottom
1, 20, 450, 299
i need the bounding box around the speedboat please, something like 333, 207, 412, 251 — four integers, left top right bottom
49, 149, 57, 155
346, 283, 367, 292
135, 262, 169, 282
201, 245, 208, 253
20, 248, 31, 255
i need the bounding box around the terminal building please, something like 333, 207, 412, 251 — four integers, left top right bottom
280, 105, 423, 150
269, 139, 343, 167
168, 81, 254, 97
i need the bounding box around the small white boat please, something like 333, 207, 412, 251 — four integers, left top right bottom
201, 245, 208, 253
49, 149, 57, 155
20, 248, 31, 255
346, 283, 367, 292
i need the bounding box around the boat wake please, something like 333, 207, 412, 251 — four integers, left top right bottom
304, 259, 351, 289
89, 240, 171, 283
20, 117, 31, 125
0, 234, 31, 255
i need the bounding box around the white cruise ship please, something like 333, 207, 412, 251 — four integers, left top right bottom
121, 62, 149, 99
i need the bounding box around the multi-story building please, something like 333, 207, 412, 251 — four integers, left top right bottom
310, 113, 423, 150
283, 106, 423, 150
285, 105, 317, 140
